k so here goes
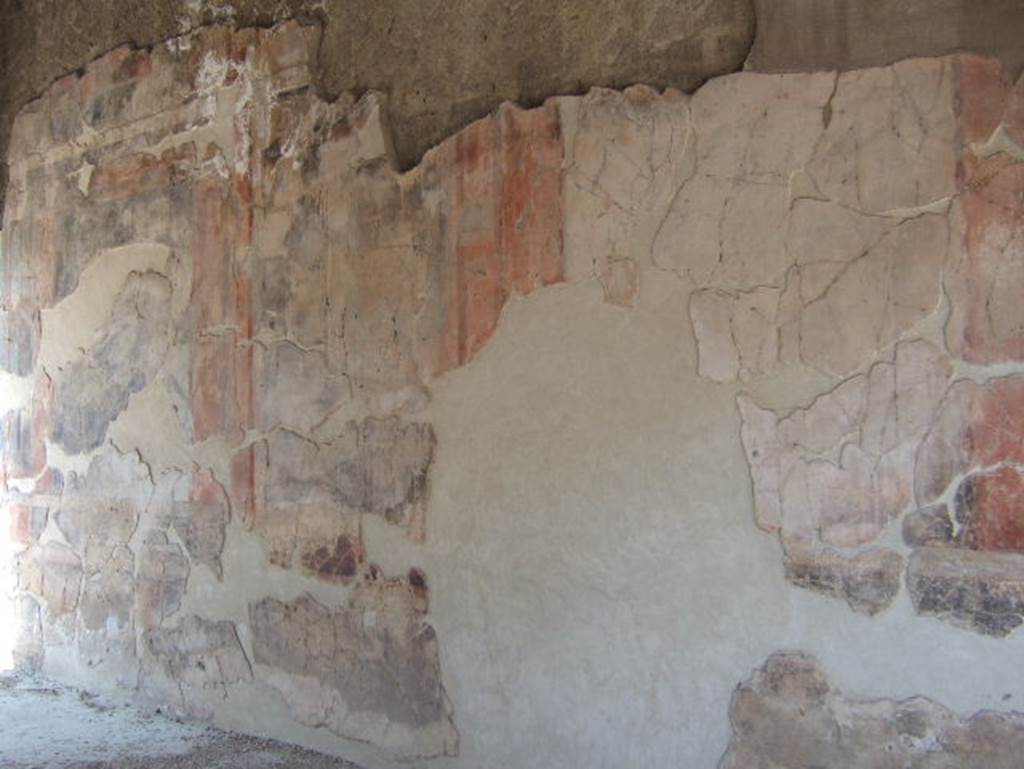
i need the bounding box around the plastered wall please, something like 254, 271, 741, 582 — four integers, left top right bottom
4, 20, 1024, 769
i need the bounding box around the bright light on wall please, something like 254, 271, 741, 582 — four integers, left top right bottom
0, 503, 15, 672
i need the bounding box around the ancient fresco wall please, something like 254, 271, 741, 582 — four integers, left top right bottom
3, 18, 1024, 769
0, 23, 462, 763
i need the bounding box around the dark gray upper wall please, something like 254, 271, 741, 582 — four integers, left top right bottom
748, 0, 1024, 74
1, 0, 1023, 221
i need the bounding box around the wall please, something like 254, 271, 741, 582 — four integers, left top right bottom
4, 19, 1024, 769
4, 0, 1024, 223
0, 0, 756, 222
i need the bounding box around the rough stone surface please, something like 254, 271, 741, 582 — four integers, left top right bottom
720, 652, 1024, 769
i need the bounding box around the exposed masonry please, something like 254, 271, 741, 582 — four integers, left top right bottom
720, 652, 1024, 768
2, 16, 1024, 766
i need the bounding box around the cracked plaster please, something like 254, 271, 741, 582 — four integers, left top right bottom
4, 17, 1024, 769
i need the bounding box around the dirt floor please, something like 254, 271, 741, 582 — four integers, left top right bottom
0, 670, 361, 769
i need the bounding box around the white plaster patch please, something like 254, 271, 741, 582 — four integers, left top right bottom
0, 371, 33, 415
39, 243, 173, 373
108, 383, 192, 478
971, 122, 1024, 162
67, 161, 95, 197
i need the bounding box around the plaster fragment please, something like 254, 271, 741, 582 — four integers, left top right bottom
57, 447, 152, 573
135, 531, 189, 630
140, 615, 251, 718
250, 575, 457, 758
721, 652, 1024, 767
908, 547, 1024, 636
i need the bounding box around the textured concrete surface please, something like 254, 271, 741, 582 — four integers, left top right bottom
748, 0, 1024, 75
6, 15, 1024, 769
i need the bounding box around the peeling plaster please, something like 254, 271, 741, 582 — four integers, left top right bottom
5, 19, 1024, 769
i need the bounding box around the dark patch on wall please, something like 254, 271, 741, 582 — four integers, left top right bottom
300, 533, 362, 582
907, 547, 1024, 637
249, 578, 453, 743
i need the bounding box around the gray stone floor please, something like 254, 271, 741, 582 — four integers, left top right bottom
0, 670, 360, 769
